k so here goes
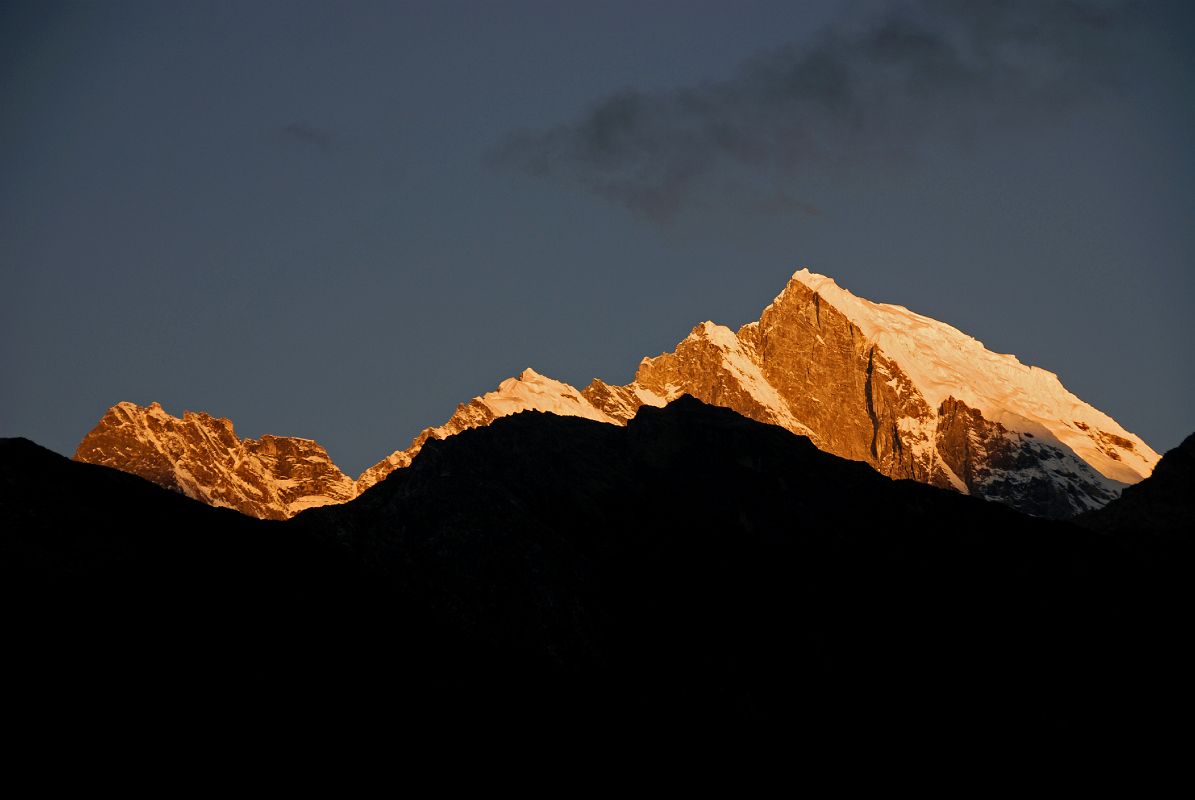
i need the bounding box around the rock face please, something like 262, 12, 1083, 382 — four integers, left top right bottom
933, 397, 1120, 518
360, 270, 1157, 517
74, 402, 355, 519
76, 269, 1160, 519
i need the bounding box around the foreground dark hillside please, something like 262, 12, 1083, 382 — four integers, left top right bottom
0, 437, 371, 726
1077, 432, 1195, 536
2, 398, 1191, 742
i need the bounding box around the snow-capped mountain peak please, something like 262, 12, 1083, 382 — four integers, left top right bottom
480, 367, 618, 424
782, 268, 1156, 485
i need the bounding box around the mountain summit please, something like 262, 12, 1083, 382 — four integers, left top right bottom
73, 401, 354, 519
76, 269, 1158, 518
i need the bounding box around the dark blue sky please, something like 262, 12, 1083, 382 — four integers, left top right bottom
3, 0, 1193, 475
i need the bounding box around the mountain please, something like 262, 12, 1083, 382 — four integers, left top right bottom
6, 399, 1191, 741
0, 435, 380, 732
74, 269, 1158, 518
74, 401, 355, 519
358, 270, 1157, 517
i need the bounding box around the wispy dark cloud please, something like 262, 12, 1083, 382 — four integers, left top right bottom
280, 121, 334, 153
489, 0, 1143, 223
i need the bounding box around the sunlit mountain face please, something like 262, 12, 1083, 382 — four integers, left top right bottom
75, 270, 1157, 519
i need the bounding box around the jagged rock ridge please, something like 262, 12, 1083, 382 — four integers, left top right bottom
74, 401, 354, 519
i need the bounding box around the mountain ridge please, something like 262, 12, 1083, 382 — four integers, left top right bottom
357, 269, 1159, 517
74, 269, 1158, 519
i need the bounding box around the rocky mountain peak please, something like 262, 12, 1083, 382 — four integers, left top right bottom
74, 402, 355, 519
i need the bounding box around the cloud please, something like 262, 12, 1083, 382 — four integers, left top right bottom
488, 0, 1142, 223
280, 121, 334, 153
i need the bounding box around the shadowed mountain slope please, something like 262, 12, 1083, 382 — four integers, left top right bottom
4, 399, 1191, 742
1077, 433, 1195, 536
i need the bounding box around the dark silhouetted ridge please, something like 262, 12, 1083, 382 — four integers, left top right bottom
2, 402, 1191, 745
1077, 432, 1195, 535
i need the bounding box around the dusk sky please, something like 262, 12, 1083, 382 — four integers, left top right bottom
3, 0, 1192, 476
